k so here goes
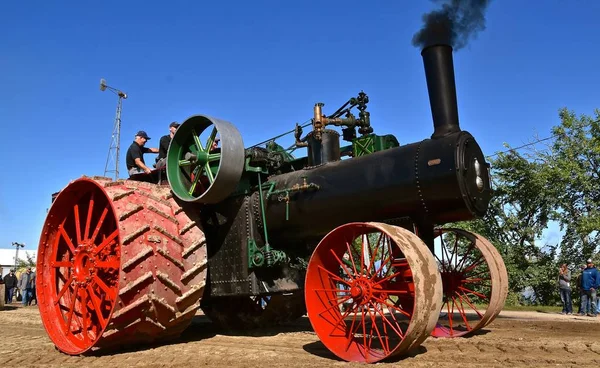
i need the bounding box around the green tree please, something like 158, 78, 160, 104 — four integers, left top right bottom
454, 144, 559, 305
17, 251, 36, 270
541, 107, 600, 266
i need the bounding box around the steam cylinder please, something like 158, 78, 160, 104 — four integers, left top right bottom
262, 130, 492, 243
306, 129, 341, 166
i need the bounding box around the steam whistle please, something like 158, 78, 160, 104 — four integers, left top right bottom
295, 91, 373, 146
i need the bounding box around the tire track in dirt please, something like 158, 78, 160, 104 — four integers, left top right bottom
2, 307, 600, 367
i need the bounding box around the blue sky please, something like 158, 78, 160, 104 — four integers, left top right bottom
1, 0, 598, 253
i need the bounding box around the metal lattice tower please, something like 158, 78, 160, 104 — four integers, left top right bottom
11, 242, 24, 271
100, 78, 128, 180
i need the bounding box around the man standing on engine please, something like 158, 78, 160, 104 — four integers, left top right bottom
155, 121, 180, 169
125, 131, 159, 176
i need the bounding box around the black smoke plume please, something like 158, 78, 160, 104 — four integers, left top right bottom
412, 0, 491, 50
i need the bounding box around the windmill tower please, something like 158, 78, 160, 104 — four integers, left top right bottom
100, 78, 128, 180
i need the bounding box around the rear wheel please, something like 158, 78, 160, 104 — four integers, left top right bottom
36, 176, 208, 354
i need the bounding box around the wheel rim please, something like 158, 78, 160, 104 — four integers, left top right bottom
37, 179, 120, 354
166, 114, 245, 204
305, 222, 442, 363
469, 233, 509, 326
430, 228, 501, 338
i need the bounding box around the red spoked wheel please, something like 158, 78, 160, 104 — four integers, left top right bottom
36, 176, 208, 355
305, 222, 442, 363
430, 228, 508, 338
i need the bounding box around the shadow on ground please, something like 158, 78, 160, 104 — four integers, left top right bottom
85, 314, 315, 357
302, 340, 429, 363
0, 305, 22, 311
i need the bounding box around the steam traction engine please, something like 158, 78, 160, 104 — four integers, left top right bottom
36, 43, 508, 363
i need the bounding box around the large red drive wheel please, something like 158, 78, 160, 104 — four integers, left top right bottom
305, 222, 442, 363
430, 228, 508, 338
36, 176, 207, 355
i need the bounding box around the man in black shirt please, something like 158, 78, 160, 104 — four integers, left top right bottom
3, 269, 17, 304
155, 121, 180, 169
125, 130, 159, 176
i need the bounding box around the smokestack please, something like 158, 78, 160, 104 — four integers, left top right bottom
412, 0, 492, 138
421, 44, 460, 139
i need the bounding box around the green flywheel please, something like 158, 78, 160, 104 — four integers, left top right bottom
166, 114, 245, 203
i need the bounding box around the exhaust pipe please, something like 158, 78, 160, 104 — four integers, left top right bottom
421, 44, 461, 139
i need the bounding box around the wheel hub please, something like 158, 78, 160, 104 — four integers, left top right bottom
349, 277, 373, 304
441, 271, 463, 297
73, 245, 96, 284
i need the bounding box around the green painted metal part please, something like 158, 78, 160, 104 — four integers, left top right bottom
265, 141, 296, 162
248, 238, 265, 268
166, 122, 220, 201
352, 133, 399, 157
264, 176, 319, 221
247, 238, 290, 269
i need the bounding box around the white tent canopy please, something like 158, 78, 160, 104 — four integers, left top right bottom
0, 248, 37, 278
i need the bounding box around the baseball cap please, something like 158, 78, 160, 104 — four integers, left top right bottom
587, 258, 593, 263
136, 131, 151, 140
169, 122, 180, 128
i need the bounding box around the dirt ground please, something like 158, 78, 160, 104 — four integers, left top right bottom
1, 304, 599, 368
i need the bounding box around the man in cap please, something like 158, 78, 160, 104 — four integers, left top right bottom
125, 131, 159, 176
155, 122, 180, 170
579, 258, 600, 317
3, 269, 17, 304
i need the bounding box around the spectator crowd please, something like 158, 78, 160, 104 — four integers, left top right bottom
2, 266, 37, 306
558, 258, 600, 317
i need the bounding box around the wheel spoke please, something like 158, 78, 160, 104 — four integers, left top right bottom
55, 275, 74, 305
188, 166, 202, 195
90, 207, 109, 245
207, 153, 221, 162
74, 204, 82, 245
344, 307, 361, 351
79, 287, 90, 342
52, 261, 73, 268
93, 275, 116, 301
452, 295, 472, 330
84, 193, 95, 241
93, 229, 119, 255
456, 289, 484, 318
329, 248, 356, 280
205, 127, 217, 150
191, 128, 205, 152
370, 300, 405, 338
65, 284, 79, 334
86, 285, 106, 328
346, 241, 359, 276
95, 260, 120, 269
204, 163, 215, 183
458, 285, 489, 300
59, 225, 76, 254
